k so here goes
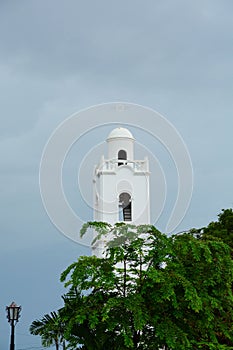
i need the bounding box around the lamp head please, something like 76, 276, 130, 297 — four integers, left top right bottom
6, 302, 21, 322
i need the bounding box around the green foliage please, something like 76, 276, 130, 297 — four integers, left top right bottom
29, 311, 66, 350
30, 209, 233, 349
60, 222, 233, 349
202, 208, 233, 256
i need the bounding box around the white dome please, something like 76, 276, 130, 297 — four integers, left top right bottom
107, 127, 134, 141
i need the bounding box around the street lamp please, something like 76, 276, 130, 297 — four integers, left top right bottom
6, 302, 22, 350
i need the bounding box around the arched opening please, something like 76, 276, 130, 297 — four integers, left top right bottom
118, 150, 127, 166
119, 192, 132, 221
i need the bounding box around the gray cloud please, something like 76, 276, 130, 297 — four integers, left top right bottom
0, 0, 232, 86
0, 1, 233, 348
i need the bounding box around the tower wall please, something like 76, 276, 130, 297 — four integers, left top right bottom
107, 138, 134, 160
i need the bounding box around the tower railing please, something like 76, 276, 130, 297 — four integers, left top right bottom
95, 158, 149, 174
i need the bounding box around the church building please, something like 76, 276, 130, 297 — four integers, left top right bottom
92, 127, 150, 257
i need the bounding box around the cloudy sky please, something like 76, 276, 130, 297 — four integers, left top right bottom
0, 1, 233, 349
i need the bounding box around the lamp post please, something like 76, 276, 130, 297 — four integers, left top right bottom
6, 302, 21, 350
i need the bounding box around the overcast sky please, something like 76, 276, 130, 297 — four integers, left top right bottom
0, 1, 233, 349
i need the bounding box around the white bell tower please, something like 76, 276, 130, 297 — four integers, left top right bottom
93, 127, 150, 256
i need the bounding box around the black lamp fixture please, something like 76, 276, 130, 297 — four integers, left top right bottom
6, 302, 22, 350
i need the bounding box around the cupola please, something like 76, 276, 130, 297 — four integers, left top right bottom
106, 127, 135, 161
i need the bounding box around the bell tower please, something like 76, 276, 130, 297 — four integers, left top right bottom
93, 127, 150, 256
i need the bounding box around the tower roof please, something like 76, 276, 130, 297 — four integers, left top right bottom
107, 127, 134, 141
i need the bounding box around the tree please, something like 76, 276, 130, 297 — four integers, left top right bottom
58, 222, 233, 349
201, 208, 233, 255
29, 311, 66, 350
190, 208, 233, 347
60, 288, 125, 350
